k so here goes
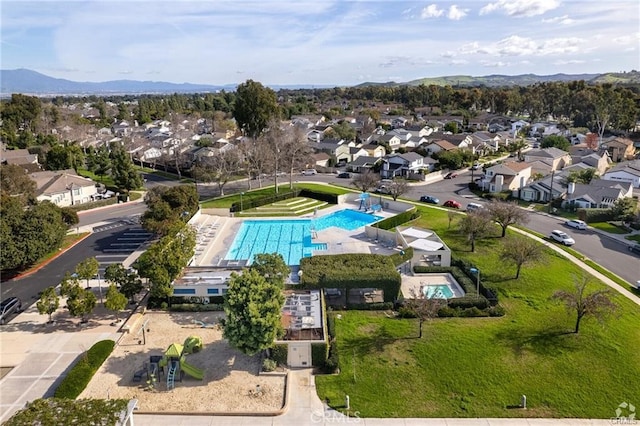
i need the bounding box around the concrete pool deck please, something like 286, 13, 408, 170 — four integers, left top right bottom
189, 202, 400, 268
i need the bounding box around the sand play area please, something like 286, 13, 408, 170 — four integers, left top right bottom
79, 311, 286, 413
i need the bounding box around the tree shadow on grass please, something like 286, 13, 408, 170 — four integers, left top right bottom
341, 322, 400, 358
493, 325, 580, 357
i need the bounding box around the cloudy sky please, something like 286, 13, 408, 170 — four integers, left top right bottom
1, 0, 638, 86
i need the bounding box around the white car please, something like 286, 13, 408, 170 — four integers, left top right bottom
301, 169, 317, 176
565, 219, 587, 230
550, 230, 575, 246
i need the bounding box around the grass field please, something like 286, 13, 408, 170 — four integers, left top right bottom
316, 206, 640, 418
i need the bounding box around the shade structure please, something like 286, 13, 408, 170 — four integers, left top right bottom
408, 238, 443, 252
401, 227, 433, 239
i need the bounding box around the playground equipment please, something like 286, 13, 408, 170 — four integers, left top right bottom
159, 342, 204, 390
358, 193, 371, 211
183, 336, 203, 354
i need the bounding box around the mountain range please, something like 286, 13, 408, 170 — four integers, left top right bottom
1, 68, 638, 97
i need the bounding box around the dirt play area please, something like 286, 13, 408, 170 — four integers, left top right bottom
79, 311, 286, 413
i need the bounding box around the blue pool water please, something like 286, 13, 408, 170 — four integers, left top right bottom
225, 209, 381, 265
422, 285, 454, 299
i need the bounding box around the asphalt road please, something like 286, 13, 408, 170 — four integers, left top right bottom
1, 224, 148, 307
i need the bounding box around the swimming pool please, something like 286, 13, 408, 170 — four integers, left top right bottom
225, 209, 381, 265
422, 284, 455, 299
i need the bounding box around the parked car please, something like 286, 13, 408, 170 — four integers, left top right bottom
629, 243, 640, 256
374, 185, 392, 195
466, 202, 484, 212
443, 200, 461, 209
565, 219, 587, 230
0, 297, 22, 325
301, 169, 317, 176
444, 172, 458, 179
337, 172, 351, 179
420, 195, 439, 204
549, 230, 575, 246
471, 162, 481, 171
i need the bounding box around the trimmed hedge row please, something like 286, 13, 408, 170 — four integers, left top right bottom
231, 190, 299, 212
300, 254, 401, 303
299, 189, 339, 204
311, 342, 329, 367
348, 302, 394, 311
169, 303, 224, 312
54, 340, 115, 399
373, 207, 419, 230
577, 208, 614, 223
270, 344, 288, 366
389, 246, 414, 266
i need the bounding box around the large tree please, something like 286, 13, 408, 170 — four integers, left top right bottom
386, 179, 409, 201
610, 197, 637, 223
222, 269, 285, 355
458, 209, 494, 252
0, 164, 36, 199
250, 253, 290, 289
66, 287, 97, 323
105, 285, 128, 321
110, 143, 143, 193
552, 275, 618, 334
499, 236, 544, 279
104, 264, 143, 304
141, 184, 198, 236
75, 257, 99, 290
541, 135, 570, 151
486, 200, 529, 237
233, 80, 279, 139
195, 149, 242, 196
45, 143, 84, 171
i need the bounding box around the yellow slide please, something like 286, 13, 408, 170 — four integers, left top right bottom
180, 359, 204, 380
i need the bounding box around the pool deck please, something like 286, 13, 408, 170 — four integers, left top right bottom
189, 202, 399, 268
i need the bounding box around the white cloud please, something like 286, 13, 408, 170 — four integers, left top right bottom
480, 0, 560, 17
495, 35, 538, 56
440, 51, 456, 58
542, 15, 575, 25
488, 35, 583, 57
447, 5, 468, 20
553, 59, 586, 65
421, 4, 444, 19
481, 60, 510, 67
538, 37, 582, 55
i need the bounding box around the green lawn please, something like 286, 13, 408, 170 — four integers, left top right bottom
590, 222, 631, 234
200, 183, 353, 208
316, 206, 640, 418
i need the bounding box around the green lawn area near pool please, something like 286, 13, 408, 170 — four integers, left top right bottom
315, 206, 640, 418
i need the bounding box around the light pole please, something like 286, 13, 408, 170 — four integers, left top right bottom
470, 268, 480, 297
240, 192, 244, 212
97, 271, 103, 304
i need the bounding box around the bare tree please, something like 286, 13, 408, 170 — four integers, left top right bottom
261, 120, 289, 193
447, 210, 457, 229
387, 179, 409, 201
238, 138, 270, 190
282, 125, 313, 190
404, 288, 444, 338
499, 236, 544, 279
458, 209, 494, 252
552, 274, 618, 334
195, 149, 241, 196
351, 169, 380, 193
486, 200, 529, 237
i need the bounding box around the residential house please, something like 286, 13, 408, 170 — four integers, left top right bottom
601, 137, 635, 162
348, 156, 380, 173
29, 170, 98, 207
523, 147, 571, 171
312, 152, 331, 168
378, 133, 402, 152
483, 161, 532, 194
519, 171, 568, 203
568, 146, 611, 175
601, 160, 640, 188
529, 122, 567, 139
511, 120, 529, 136
404, 124, 433, 138
380, 152, 425, 179
313, 139, 353, 164
0, 145, 39, 167
391, 117, 408, 128
361, 143, 386, 158
349, 146, 368, 163
424, 139, 458, 156
563, 181, 633, 209
434, 133, 473, 151
111, 121, 133, 137
469, 132, 501, 155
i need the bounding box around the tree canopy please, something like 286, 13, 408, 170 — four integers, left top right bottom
222, 269, 285, 355
232, 80, 279, 139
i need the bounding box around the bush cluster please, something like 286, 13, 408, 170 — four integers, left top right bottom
269, 344, 288, 366
577, 208, 614, 223
300, 254, 401, 303
299, 189, 338, 204
169, 303, 224, 312
348, 302, 394, 311
231, 190, 299, 212
311, 342, 329, 367
323, 340, 340, 374
54, 340, 115, 399
373, 207, 419, 230
262, 358, 277, 372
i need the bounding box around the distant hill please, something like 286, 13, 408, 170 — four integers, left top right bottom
0, 69, 234, 96
357, 71, 640, 88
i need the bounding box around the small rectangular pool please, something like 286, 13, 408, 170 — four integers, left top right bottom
422, 284, 455, 299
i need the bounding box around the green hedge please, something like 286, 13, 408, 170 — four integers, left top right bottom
231, 190, 299, 212
323, 339, 340, 374
311, 342, 329, 367
67, 197, 118, 213
389, 246, 414, 266
169, 303, 224, 312
373, 206, 419, 230
270, 344, 288, 366
299, 189, 338, 204
54, 340, 115, 399
348, 302, 394, 311
300, 254, 401, 303
577, 208, 614, 223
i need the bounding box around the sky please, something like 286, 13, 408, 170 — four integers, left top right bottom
1, 0, 639, 87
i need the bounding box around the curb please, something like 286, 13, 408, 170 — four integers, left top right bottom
9, 232, 92, 281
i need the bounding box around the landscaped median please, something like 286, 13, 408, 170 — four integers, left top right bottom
315, 205, 640, 418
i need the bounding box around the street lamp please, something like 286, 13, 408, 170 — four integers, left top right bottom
470, 268, 480, 297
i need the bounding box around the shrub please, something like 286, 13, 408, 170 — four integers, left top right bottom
347, 302, 394, 311
327, 313, 336, 338
487, 305, 506, 317
54, 340, 115, 399
169, 303, 224, 312
323, 340, 340, 374
270, 344, 288, 366
373, 207, 419, 230
397, 306, 417, 318
578, 208, 614, 223
262, 358, 277, 372
448, 297, 489, 310
459, 307, 489, 317
311, 342, 329, 367
437, 306, 457, 317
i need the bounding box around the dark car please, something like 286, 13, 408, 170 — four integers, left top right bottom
629, 244, 640, 256
444, 172, 458, 179
443, 200, 461, 209
0, 297, 22, 325
337, 172, 351, 179
420, 195, 439, 204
